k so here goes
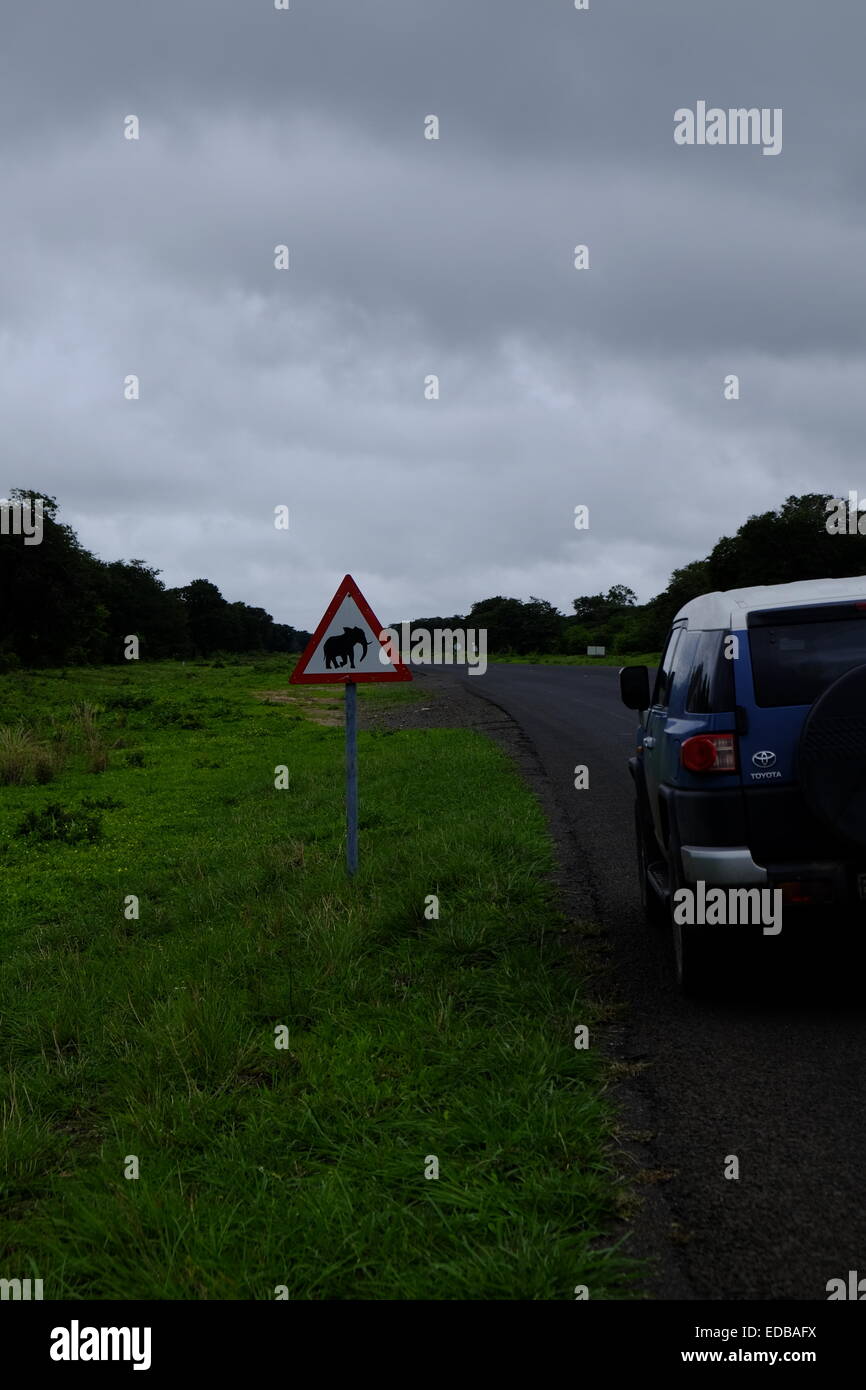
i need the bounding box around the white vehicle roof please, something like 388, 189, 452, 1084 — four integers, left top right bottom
674, 575, 866, 629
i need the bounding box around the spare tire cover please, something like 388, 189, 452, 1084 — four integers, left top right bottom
797, 662, 866, 848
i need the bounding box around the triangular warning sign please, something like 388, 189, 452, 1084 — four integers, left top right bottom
290, 575, 413, 684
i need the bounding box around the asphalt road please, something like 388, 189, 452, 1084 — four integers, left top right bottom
442, 662, 866, 1301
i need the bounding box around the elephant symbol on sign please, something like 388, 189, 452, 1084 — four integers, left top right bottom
324, 625, 370, 670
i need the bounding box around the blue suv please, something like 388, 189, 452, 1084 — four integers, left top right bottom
620, 576, 866, 992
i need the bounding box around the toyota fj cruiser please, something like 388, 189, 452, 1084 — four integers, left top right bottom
620, 576, 866, 992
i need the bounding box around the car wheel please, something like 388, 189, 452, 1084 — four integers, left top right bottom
634, 803, 666, 927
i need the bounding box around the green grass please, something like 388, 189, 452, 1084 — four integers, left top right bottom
0, 656, 640, 1299
488, 652, 660, 667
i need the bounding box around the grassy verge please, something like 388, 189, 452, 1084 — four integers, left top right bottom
0, 657, 639, 1299
488, 653, 660, 667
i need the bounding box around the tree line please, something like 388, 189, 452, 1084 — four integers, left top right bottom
0, 491, 311, 667
403, 494, 866, 656
4, 490, 862, 667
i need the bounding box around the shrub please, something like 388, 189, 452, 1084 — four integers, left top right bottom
105, 693, 154, 711
0, 723, 57, 785
69, 701, 103, 735
15, 802, 103, 844
152, 704, 203, 729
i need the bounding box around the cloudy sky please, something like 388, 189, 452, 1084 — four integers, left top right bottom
2, 1, 861, 630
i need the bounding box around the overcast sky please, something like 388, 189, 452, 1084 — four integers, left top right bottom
2, 1, 861, 630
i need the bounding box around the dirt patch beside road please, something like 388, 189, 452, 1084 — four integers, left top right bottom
252, 689, 343, 726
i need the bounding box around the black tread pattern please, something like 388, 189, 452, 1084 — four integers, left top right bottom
798, 665, 866, 848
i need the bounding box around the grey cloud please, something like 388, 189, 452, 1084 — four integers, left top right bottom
2, 1, 863, 629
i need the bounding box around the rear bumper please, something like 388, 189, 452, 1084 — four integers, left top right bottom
679, 846, 856, 905
680, 846, 768, 886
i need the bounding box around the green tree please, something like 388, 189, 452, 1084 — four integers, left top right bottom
569, 586, 638, 649
100, 559, 189, 661
180, 579, 234, 656
0, 490, 106, 664
705, 493, 864, 590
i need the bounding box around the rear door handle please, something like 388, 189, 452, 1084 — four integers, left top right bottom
642, 737, 655, 749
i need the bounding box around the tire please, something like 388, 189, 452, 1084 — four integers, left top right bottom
798, 662, 866, 849
634, 802, 667, 927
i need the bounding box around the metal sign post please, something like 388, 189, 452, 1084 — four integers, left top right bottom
290, 575, 412, 878
345, 679, 358, 877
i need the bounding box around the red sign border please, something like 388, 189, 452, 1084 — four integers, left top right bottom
290, 574, 413, 684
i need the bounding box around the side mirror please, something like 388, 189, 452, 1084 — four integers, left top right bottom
620, 665, 650, 711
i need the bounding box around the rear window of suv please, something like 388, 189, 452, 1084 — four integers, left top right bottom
748, 603, 866, 707
685, 630, 735, 713
652, 624, 685, 706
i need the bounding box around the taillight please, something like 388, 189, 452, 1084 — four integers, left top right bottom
681, 732, 737, 772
